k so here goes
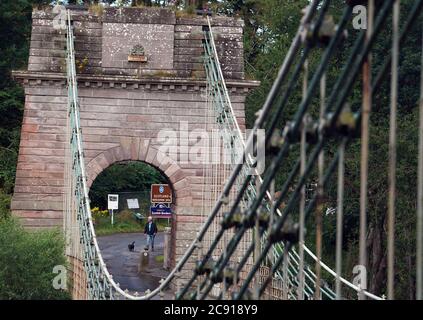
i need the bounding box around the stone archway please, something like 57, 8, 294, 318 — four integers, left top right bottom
85, 137, 194, 269
86, 137, 192, 199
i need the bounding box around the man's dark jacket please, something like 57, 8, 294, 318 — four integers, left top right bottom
144, 221, 158, 235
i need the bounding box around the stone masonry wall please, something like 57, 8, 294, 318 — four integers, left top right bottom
28, 7, 245, 79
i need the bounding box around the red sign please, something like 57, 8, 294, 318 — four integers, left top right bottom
151, 184, 172, 203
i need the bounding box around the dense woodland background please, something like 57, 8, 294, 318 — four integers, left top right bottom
0, 0, 422, 299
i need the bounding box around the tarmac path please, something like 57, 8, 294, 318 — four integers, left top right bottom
97, 232, 174, 299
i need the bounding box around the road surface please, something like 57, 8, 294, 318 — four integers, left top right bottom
97, 232, 174, 299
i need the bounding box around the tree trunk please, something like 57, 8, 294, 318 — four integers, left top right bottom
408, 253, 415, 299
368, 218, 387, 295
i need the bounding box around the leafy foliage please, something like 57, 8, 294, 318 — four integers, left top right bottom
89, 161, 167, 209
93, 209, 169, 236
0, 217, 71, 299
0, 190, 11, 220
235, 0, 423, 299
0, 0, 34, 194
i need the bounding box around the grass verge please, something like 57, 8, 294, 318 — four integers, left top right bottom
94, 210, 170, 236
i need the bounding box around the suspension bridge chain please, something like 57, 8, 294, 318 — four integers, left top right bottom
64, 0, 423, 300
189, 15, 336, 300
65, 10, 163, 300
177, 0, 423, 300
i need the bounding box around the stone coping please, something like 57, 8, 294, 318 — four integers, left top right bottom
12, 70, 260, 93
32, 6, 244, 27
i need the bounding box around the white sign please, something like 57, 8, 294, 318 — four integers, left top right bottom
127, 198, 139, 209
108, 194, 119, 210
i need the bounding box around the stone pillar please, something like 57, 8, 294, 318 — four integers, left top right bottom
138, 248, 150, 273
163, 227, 171, 270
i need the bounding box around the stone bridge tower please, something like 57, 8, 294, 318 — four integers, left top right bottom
12, 6, 258, 297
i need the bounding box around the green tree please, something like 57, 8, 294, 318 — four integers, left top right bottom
233, 0, 422, 299
89, 161, 167, 209
0, 218, 71, 299
0, 0, 35, 196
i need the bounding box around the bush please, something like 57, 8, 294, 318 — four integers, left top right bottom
0, 218, 71, 299
0, 190, 11, 220
91, 207, 108, 224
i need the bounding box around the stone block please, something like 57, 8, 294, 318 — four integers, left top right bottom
102, 23, 174, 70
103, 7, 176, 25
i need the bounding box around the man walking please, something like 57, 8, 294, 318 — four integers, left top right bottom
144, 216, 158, 251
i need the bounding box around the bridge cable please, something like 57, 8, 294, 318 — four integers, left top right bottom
387, 0, 400, 300
418, 17, 423, 301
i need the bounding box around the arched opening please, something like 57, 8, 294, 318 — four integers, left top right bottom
88, 160, 175, 295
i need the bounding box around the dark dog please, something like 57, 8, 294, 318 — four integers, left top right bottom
128, 241, 135, 252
